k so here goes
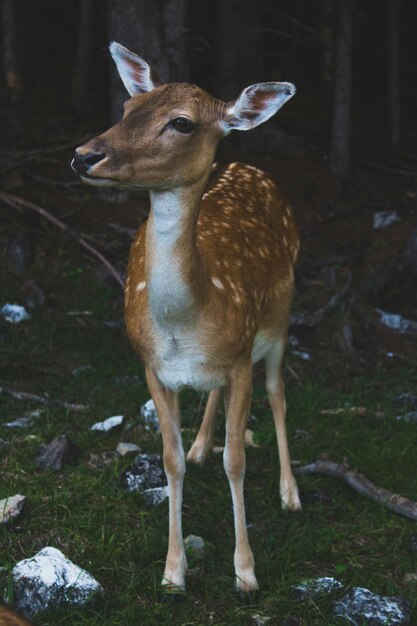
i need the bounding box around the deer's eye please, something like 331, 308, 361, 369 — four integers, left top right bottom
170, 117, 195, 134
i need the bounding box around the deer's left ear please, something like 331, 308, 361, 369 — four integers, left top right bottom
222, 82, 296, 132
109, 42, 164, 96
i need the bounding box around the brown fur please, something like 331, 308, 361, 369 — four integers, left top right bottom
125, 162, 298, 377
0, 606, 34, 626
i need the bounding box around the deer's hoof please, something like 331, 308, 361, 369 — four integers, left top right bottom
236, 589, 260, 606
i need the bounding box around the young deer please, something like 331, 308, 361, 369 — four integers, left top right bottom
72, 42, 301, 594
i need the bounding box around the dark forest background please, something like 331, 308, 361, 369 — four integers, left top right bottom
1, 0, 417, 380
1, 0, 417, 184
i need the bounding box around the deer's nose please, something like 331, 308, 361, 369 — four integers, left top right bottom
71, 150, 106, 176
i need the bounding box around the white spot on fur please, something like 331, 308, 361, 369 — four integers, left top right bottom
211, 277, 224, 290
136, 281, 146, 292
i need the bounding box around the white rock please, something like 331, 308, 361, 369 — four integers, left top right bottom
140, 399, 160, 432
251, 613, 272, 626
116, 442, 141, 456
396, 411, 417, 423
333, 587, 410, 625
4, 417, 34, 428
0, 303, 31, 323
120, 453, 166, 493
376, 309, 417, 333
5, 410, 43, 429
245, 429, 261, 448
294, 576, 343, 599
0, 495, 27, 526
373, 211, 401, 229
12, 547, 103, 617
291, 349, 311, 361
90, 415, 124, 432
142, 486, 168, 507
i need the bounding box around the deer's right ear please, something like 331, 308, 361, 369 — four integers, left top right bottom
109, 42, 164, 96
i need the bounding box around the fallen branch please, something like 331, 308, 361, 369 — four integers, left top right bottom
0, 190, 124, 290
0, 386, 89, 411
296, 458, 417, 522
290, 271, 352, 328
358, 156, 417, 177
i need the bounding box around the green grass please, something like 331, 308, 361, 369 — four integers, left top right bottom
1, 240, 417, 625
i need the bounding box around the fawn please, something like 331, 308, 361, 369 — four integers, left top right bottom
72, 42, 301, 595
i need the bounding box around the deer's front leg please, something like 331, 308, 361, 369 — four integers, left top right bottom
146, 368, 187, 593
224, 362, 259, 593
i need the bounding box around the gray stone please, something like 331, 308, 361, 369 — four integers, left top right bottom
4, 417, 34, 429
142, 486, 168, 507
0, 495, 27, 526
12, 546, 103, 617
395, 392, 417, 408
291, 349, 311, 361
376, 309, 417, 334
72, 364, 94, 377
251, 613, 272, 626
294, 429, 313, 440
4, 410, 43, 429
116, 442, 141, 457
333, 587, 410, 625
0, 303, 31, 324
119, 453, 166, 492
87, 451, 117, 469
184, 535, 205, 560
140, 399, 160, 433
396, 411, 417, 423
294, 576, 343, 600
90, 415, 124, 432
373, 211, 401, 229
36, 435, 81, 470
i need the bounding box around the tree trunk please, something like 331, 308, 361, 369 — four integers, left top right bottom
107, 0, 188, 123
72, 0, 97, 115
321, 0, 335, 85
213, 0, 263, 101
330, 0, 353, 193
2, 0, 20, 100
387, 0, 401, 147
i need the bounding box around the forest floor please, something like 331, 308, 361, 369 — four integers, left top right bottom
1, 98, 417, 625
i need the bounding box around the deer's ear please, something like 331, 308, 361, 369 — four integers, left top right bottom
222, 82, 296, 132
109, 42, 164, 96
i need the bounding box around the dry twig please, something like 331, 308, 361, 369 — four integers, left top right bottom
0, 190, 124, 290
0, 386, 89, 412
290, 271, 352, 328
297, 458, 417, 522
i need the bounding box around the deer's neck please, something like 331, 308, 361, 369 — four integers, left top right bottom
145, 179, 208, 326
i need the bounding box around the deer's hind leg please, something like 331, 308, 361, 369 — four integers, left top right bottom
224, 362, 258, 592
186, 387, 221, 465
265, 341, 301, 512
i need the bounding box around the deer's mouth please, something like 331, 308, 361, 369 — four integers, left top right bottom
79, 173, 117, 187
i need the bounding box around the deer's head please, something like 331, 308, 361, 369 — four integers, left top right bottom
72, 43, 296, 191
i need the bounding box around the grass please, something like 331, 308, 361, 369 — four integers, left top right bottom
1, 239, 417, 625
